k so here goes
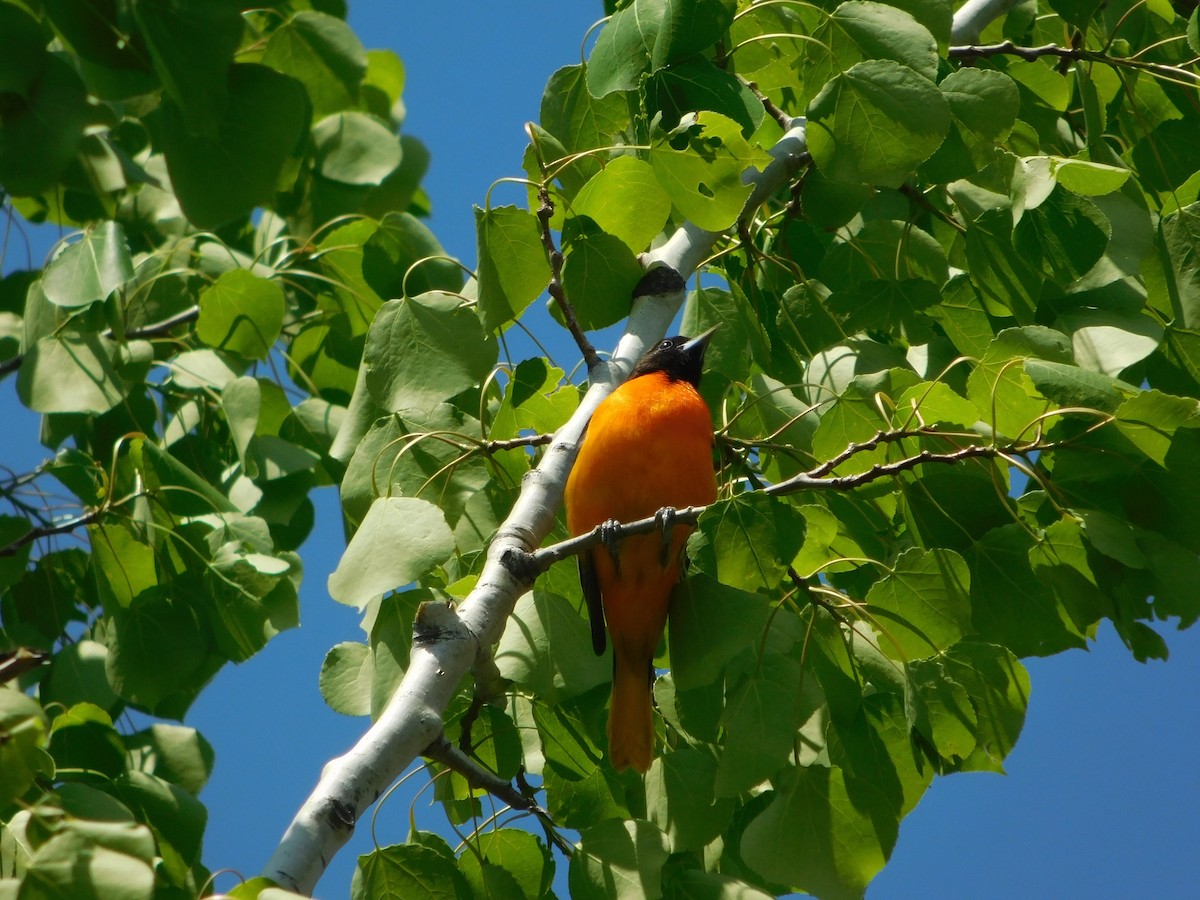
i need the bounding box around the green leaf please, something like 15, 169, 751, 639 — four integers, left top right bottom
340, 404, 489, 530
663, 870, 775, 900
1056, 308, 1162, 378
327, 497, 455, 607
544, 762, 630, 828
262, 10, 367, 118
804, 1, 940, 93
17, 332, 128, 414
133, 439, 239, 515
319, 641, 372, 716
352, 843, 470, 900
474, 205, 551, 332
1047, 0, 1106, 30
586, 0, 735, 97
0, 690, 50, 807
714, 652, 804, 797
362, 48, 406, 125
647, 57, 763, 136
0, 515, 32, 592
196, 269, 285, 360
169, 348, 246, 392
123, 724, 215, 796
313, 112, 403, 186
42, 222, 134, 309
741, 764, 889, 900
807, 58, 950, 188
940, 68, 1020, 144
894, 381, 981, 429
560, 218, 643, 330
489, 357, 580, 439
569, 819, 670, 900
458, 830, 553, 900
0, 4, 46, 98
132, 0, 243, 139
1115, 389, 1200, 467
828, 279, 942, 333
907, 660, 978, 763
106, 596, 212, 716
690, 492, 806, 594
650, 112, 771, 232
41, 639, 119, 714
1051, 158, 1132, 196
865, 546, 972, 660
668, 576, 770, 690
539, 64, 629, 190
939, 641, 1029, 773
363, 211, 463, 300
155, 63, 309, 228
1158, 203, 1200, 329
966, 326, 1070, 440
20, 828, 155, 900
496, 591, 611, 704
0, 55, 92, 195
822, 218, 949, 292
534, 701, 605, 781
1023, 358, 1130, 412
646, 748, 734, 852
115, 770, 207, 869
969, 525, 1087, 657
362, 292, 497, 412
1013, 188, 1110, 285
572, 157, 673, 253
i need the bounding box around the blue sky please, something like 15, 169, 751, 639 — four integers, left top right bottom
3, 2, 1199, 897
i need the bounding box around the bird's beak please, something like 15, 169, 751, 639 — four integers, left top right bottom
681, 324, 719, 362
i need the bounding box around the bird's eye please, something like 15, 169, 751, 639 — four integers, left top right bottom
659, 340, 672, 349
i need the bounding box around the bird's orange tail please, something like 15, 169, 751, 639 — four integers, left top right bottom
608, 649, 654, 773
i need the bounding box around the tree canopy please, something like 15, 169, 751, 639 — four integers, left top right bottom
2, 0, 1200, 898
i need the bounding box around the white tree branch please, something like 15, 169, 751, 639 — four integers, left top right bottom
950, 0, 1023, 44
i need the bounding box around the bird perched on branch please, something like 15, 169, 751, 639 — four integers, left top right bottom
565, 327, 719, 773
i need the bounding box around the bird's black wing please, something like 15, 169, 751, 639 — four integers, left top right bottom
579, 554, 606, 656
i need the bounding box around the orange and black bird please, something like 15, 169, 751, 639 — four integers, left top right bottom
564, 323, 718, 773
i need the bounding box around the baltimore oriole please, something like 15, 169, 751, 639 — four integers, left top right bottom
564, 328, 718, 772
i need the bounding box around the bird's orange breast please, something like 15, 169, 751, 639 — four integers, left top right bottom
566, 371, 717, 538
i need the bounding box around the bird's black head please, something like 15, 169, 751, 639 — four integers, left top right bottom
629, 326, 718, 387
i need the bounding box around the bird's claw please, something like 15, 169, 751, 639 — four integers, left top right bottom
656, 506, 677, 566
600, 518, 622, 573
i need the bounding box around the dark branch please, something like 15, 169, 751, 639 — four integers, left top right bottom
482, 433, 554, 454
533, 183, 600, 371
423, 734, 574, 856
507, 431, 1052, 579
0, 305, 199, 379
0, 505, 107, 558
765, 440, 1028, 496
0, 647, 50, 684
948, 41, 1197, 85
949, 40, 1086, 63
744, 79, 793, 131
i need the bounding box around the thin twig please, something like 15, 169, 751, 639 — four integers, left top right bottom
506, 432, 1056, 580
949, 41, 1200, 85
532, 178, 600, 370
0, 505, 108, 557
744, 79, 794, 131
482, 433, 554, 454
0, 305, 200, 378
